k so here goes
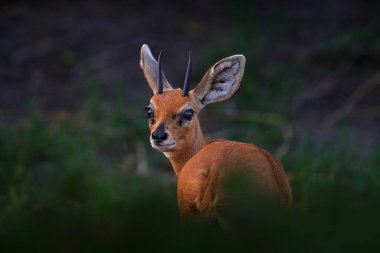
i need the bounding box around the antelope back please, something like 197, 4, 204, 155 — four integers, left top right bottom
177, 140, 293, 218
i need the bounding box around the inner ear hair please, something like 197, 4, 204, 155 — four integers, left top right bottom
193, 55, 245, 107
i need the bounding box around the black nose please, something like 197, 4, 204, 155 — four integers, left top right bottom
152, 131, 167, 141
152, 124, 167, 141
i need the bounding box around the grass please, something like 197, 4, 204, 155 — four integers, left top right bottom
0, 78, 379, 252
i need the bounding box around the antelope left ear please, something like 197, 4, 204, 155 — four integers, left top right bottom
191, 55, 245, 108
140, 44, 172, 94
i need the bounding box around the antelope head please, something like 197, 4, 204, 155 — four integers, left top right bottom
140, 44, 246, 159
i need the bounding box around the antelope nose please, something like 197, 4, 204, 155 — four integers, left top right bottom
152, 131, 167, 140
152, 124, 167, 141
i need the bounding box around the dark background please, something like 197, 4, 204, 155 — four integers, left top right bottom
0, 0, 380, 252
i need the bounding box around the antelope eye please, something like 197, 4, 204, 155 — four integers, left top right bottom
144, 107, 155, 123
182, 109, 194, 121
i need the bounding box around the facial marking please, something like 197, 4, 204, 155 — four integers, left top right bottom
177, 104, 195, 127
144, 104, 156, 125
147, 89, 198, 152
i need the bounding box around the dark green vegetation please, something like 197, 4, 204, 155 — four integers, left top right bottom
1, 71, 379, 252
1, 0, 380, 252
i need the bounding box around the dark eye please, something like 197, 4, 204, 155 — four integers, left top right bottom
182, 109, 194, 121
144, 107, 155, 124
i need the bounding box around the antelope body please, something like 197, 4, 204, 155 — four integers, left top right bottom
140, 44, 292, 220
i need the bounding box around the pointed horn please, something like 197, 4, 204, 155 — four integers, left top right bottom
157, 50, 163, 94
182, 51, 192, 97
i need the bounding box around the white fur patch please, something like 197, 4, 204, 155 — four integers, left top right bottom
163, 152, 175, 158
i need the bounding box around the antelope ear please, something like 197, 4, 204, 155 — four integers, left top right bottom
191, 55, 245, 108
140, 44, 172, 94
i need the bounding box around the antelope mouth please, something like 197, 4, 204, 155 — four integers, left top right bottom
151, 141, 176, 150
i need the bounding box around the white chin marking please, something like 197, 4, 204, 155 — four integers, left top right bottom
163, 152, 175, 158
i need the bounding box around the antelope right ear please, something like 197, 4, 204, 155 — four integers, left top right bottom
191, 55, 245, 108
140, 44, 172, 94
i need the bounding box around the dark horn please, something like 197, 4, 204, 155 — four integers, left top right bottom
182, 52, 192, 97
157, 50, 163, 94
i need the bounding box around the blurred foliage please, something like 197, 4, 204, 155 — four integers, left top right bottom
0, 70, 379, 252
1, 1, 380, 252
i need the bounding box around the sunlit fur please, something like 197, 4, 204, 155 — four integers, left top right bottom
149, 89, 206, 176
141, 44, 292, 222
147, 88, 293, 220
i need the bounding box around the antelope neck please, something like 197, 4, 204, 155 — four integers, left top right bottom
167, 121, 206, 176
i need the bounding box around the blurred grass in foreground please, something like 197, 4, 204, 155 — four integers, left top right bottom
0, 84, 379, 253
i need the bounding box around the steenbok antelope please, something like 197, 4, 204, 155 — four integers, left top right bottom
140, 44, 292, 221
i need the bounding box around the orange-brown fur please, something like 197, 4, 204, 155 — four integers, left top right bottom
178, 140, 293, 218
149, 90, 292, 219
140, 44, 292, 222
149, 89, 206, 176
